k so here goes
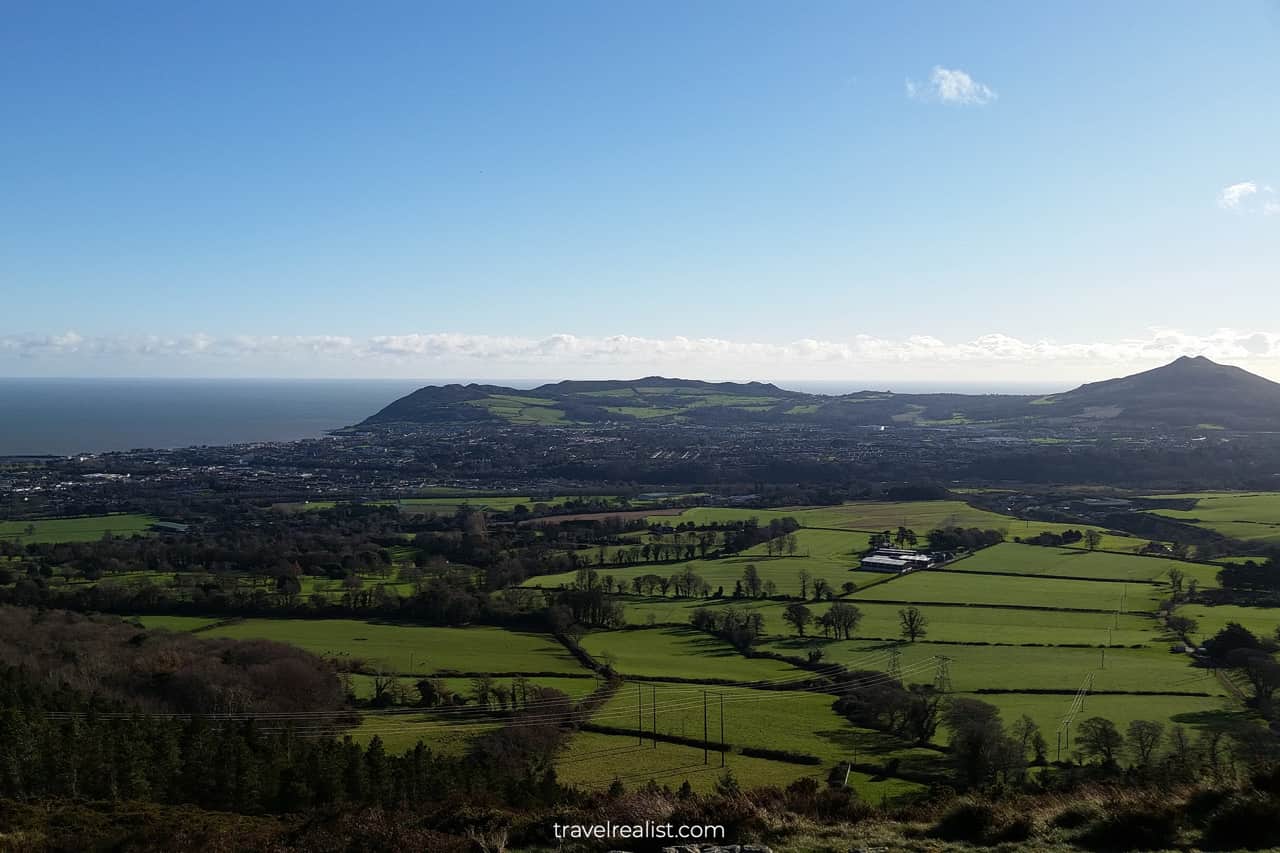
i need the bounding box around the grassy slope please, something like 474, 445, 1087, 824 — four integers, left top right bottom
579, 626, 806, 682
952, 542, 1219, 587
201, 619, 588, 675
850, 571, 1161, 612
135, 615, 223, 632
772, 639, 1226, 695
1177, 603, 1280, 642
618, 596, 1155, 646
0, 513, 156, 543
1144, 492, 1280, 544
647, 501, 1139, 550
527, 527, 874, 594
958, 692, 1242, 751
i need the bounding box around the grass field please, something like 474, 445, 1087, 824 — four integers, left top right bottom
593, 682, 922, 772
528, 528, 875, 595
1145, 492, 1280, 545
345, 673, 599, 702
580, 627, 807, 682
615, 596, 1155, 646
348, 710, 501, 755
953, 692, 1245, 753
201, 619, 588, 675
0, 513, 156, 543
99, 496, 1261, 803
769, 639, 1225, 695
48, 569, 420, 603
1176, 603, 1280, 642
275, 494, 621, 514
850, 570, 1161, 612
643, 501, 1139, 551
135, 615, 223, 632
953, 543, 1220, 588
556, 731, 927, 799
555, 731, 822, 792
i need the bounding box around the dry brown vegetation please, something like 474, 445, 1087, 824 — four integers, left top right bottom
0, 606, 344, 715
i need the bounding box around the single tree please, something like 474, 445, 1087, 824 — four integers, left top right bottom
1077, 716, 1124, 766
782, 603, 813, 637
1127, 720, 1164, 771
826, 602, 863, 639
899, 606, 928, 642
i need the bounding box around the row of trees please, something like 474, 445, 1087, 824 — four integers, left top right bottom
781, 602, 862, 639
690, 606, 767, 651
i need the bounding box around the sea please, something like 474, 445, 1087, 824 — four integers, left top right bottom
0, 377, 1060, 457
0, 378, 424, 457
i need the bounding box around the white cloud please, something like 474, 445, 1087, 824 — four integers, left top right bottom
1217, 181, 1280, 217
7, 328, 1280, 382
1218, 181, 1258, 209
906, 66, 997, 105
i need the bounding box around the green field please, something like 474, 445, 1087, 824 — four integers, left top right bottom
580, 627, 806, 682
201, 619, 587, 675
556, 731, 926, 799
850, 570, 1160, 612
466, 396, 569, 424
616, 596, 1154, 647
645, 501, 1136, 549
49, 568, 419, 603
348, 710, 501, 755
593, 681, 929, 777
100, 497, 1261, 803
555, 731, 820, 793
772, 639, 1224, 695
528, 527, 875, 595
955, 692, 1244, 754
954, 542, 1220, 587
135, 615, 223, 632
346, 673, 600, 703
345, 674, 603, 753
275, 494, 621, 514
1176, 603, 1280, 642
0, 513, 156, 543
1146, 492, 1280, 545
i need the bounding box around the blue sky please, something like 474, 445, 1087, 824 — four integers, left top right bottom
2, 1, 1278, 383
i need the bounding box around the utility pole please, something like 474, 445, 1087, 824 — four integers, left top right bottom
637, 683, 643, 746
719, 692, 725, 767
703, 690, 708, 765
1056, 730, 1061, 762
652, 684, 657, 749
1100, 646, 1106, 670
888, 645, 902, 681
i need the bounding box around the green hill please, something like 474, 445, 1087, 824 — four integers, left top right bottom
361, 357, 1280, 432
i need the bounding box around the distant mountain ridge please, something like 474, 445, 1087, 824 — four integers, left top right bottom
360, 357, 1280, 432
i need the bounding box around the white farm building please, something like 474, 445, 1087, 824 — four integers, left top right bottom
859, 548, 934, 573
